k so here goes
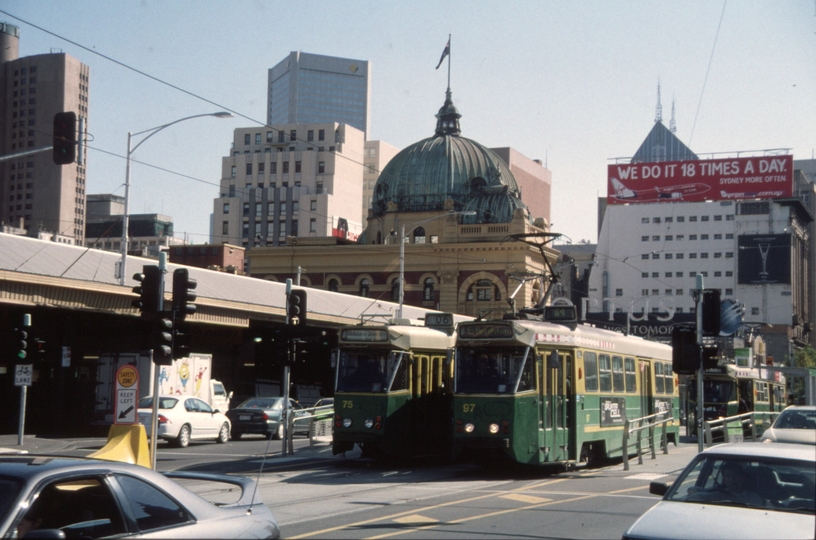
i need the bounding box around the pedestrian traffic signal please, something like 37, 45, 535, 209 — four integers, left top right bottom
132, 265, 162, 316
701, 289, 721, 337
15, 328, 28, 360
171, 268, 197, 321
33, 338, 46, 361
153, 316, 173, 365
53, 112, 77, 165
286, 289, 307, 327
173, 324, 191, 358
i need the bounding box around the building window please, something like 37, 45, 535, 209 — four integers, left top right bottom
652, 253, 659, 259
318, 129, 325, 141
255, 133, 261, 144
676, 272, 683, 278
270, 162, 277, 174
700, 253, 708, 259
328, 278, 339, 292
642, 236, 649, 242
244, 134, 250, 145
725, 271, 733, 277
714, 252, 722, 258
242, 223, 249, 238
714, 233, 722, 240
222, 221, 228, 235
231, 166, 236, 178
726, 214, 735, 221
665, 253, 673, 259
310, 218, 316, 232
279, 201, 287, 214
279, 221, 286, 237
701, 216, 709, 222
242, 203, 249, 217
641, 289, 649, 296
423, 278, 435, 300
726, 233, 734, 240
689, 216, 697, 222
641, 218, 650, 224
714, 215, 722, 221
751, 307, 760, 315
615, 288, 623, 296
642, 272, 649, 278
665, 235, 673, 241
255, 203, 261, 216
652, 272, 659, 278
725, 252, 734, 258
653, 217, 661, 223
690, 271, 697, 277
310, 200, 317, 211
689, 253, 697, 259
665, 272, 672, 278
295, 161, 301, 173
290, 130, 296, 142
267, 202, 274, 216
652, 235, 660, 241
316, 181, 324, 194
318, 161, 325, 174
677, 216, 685, 222
725, 288, 733, 295
665, 289, 673, 295
714, 271, 722, 277
701, 234, 709, 240
360, 278, 370, 297
266, 131, 273, 143
246, 163, 252, 175
676, 253, 684, 259
391, 280, 400, 301
651, 289, 659, 296
258, 162, 265, 174
282, 162, 289, 173
665, 217, 673, 223
641, 254, 649, 260
223, 203, 229, 213
307, 130, 314, 141
676, 235, 684, 241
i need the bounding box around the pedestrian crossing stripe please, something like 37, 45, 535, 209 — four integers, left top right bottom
393, 514, 438, 524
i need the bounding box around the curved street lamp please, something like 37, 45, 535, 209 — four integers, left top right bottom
397, 210, 475, 318
119, 112, 233, 285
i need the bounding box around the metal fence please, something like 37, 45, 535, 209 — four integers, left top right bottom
702, 411, 780, 446
622, 411, 672, 471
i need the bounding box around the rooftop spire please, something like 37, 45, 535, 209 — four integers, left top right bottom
655, 79, 663, 123
435, 87, 461, 137
670, 97, 677, 133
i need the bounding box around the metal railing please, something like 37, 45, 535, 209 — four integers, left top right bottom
285, 404, 334, 453
622, 411, 672, 471
703, 411, 781, 446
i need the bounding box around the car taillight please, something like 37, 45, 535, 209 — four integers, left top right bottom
157, 415, 169, 425
261, 413, 269, 421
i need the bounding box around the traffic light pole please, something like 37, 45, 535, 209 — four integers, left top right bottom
282, 279, 292, 457
695, 275, 705, 453
16, 313, 31, 446
149, 252, 168, 470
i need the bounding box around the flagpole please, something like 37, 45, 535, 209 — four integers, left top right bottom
447, 34, 451, 90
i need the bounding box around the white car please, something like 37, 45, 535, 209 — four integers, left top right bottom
622, 442, 815, 540
138, 395, 231, 448
760, 406, 816, 445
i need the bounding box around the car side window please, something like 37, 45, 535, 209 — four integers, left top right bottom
184, 399, 197, 412
19, 476, 127, 537
196, 399, 214, 413
115, 474, 191, 532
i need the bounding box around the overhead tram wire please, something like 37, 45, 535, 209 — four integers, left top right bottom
689, 0, 727, 146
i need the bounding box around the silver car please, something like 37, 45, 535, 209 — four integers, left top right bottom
622, 443, 815, 540
0, 454, 280, 538
760, 406, 816, 445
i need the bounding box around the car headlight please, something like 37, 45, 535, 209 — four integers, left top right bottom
464, 423, 475, 433
364, 419, 374, 429
489, 423, 500, 434
342, 418, 352, 428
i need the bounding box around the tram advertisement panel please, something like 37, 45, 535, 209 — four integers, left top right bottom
654, 397, 672, 416
601, 397, 626, 426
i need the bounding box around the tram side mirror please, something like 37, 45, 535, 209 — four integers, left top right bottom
548, 350, 562, 369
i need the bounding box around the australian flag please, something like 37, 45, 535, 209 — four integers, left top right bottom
435, 39, 450, 69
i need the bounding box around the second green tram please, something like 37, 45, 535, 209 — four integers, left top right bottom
452, 315, 679, 467
332, 313, 458, 459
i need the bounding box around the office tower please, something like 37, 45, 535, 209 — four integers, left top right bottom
268, 52, 370, 138
0, 22, 89, 244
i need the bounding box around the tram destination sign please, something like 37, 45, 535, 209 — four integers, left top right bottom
458, 323, 514, 339
341, 328, 388, 342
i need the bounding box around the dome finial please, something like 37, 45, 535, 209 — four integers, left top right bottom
435, 87, 461, 137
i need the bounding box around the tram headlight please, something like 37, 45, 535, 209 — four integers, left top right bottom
342, 418, 352, 428
464, 423, 475, 433
489, 423, 500, 434
364, 418, 374, 429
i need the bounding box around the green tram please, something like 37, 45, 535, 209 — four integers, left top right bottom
452, 309, 679, 467
331, 313, 458, 459
686, 364, 786, 435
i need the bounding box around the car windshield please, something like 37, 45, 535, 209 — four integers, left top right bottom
0, 477, 24, 516
138, 397, 178, 409
666, 454, 816, 514
238, 398, 282, 409
774, 409, 816, 430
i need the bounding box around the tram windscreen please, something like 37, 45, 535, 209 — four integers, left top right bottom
336, 350, 407, 393
688, 379, 736, 404
456, 347, 531, 394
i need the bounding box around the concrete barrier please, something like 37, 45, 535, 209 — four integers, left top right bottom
88, 424, 151, 468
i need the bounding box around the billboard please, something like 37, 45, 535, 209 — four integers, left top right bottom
607, 155, 793, 205
737, 234, 791, 284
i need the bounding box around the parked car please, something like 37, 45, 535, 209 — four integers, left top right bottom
137, 395, 231, 448
622, 442, 815, 539
226, 397, 309, 440
760, 406, 816, 445
0, 454, 280, 538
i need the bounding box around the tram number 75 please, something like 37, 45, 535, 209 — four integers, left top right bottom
342, 400, 354, 409
462, 403, 476, 413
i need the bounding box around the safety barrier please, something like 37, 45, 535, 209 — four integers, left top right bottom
286, 404, 334, 453
622, 411, 672, 471
703, 411, 780, 446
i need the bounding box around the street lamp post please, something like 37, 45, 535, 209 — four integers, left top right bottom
397, 210, 475, 318
118, 112, 233, 285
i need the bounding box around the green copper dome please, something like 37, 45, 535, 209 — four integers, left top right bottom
370, 89, 526, 224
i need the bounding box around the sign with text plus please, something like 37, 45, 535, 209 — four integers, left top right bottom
114, 365, 139, 424
14, 364, 32, 387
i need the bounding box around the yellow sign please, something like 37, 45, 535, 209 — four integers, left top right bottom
117, 366, 138, 388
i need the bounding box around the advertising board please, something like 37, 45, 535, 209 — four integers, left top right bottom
737, 234, 791, 284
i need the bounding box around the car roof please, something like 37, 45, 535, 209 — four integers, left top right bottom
781, 405, 816, 412
0, 454, 168, 483
702, 442, 816, 461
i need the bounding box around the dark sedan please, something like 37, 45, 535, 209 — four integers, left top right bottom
0, 454, 279, 539
226, 397, 308, 440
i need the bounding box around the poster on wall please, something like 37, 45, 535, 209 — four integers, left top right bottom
607, 155, 793, 205
737, 234, 791, 284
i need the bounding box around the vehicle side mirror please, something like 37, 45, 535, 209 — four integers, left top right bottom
213, 409, 221, 414
649, 481, 668, 496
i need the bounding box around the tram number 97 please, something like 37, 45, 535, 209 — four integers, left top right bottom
462, 403, 476, 413
342, 400, 353, 409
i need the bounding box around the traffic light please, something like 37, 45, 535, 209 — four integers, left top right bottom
14, 328, 28, 361
132, 265, 162, 316
173, 323, 191, 359
171, 268, 197, 321
53, 112, 77, 165
153, 316, 174, 366
701, 289, 721, 337
287, 289, 307, 327
671, 326, 700, 375
33, 338, 46, 361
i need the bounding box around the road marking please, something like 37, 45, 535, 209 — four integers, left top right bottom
625, 473, 668, 480
393, 514, 438, 524
501, 493, 552, 504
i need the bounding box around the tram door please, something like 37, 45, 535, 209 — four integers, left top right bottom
640, 361, 653, 417
542, 350, 569, 461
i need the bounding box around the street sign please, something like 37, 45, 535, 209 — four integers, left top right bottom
114, 365, 139, 424
14, 364, 32, 386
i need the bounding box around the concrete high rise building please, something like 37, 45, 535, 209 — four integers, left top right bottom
0, 22, 90, 245
267, 52, 371, 138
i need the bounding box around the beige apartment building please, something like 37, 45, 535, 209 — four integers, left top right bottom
0, 22, 89, 244
363, 140, 399, 221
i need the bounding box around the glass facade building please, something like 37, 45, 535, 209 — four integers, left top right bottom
267, 52, 370, 138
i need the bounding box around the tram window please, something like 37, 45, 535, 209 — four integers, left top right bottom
756, 382, 767, 402
624, 357, 636, 392
584, 352, 598, 392
599, 354, 612, 392
655, 362, 665, 393
389, 354, 408, 391
663, 363, 674, 393
517, 354, 533, 392
612, 356, 624, 392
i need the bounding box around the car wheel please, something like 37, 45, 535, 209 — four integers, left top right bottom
216, 423, 230, 443
175, 424, 191, 448
231, 431, 243, 441
272, 423, 284, 440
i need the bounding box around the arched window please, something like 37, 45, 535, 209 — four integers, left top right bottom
423, 278, 434, 301
413, 227, 426, 244
391, 280, 400, 301
469, 279, 495, 302
360, 278, 370, 297
328, 278, 339, 292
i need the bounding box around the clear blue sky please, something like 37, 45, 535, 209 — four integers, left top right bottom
3, 1, 814, 245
